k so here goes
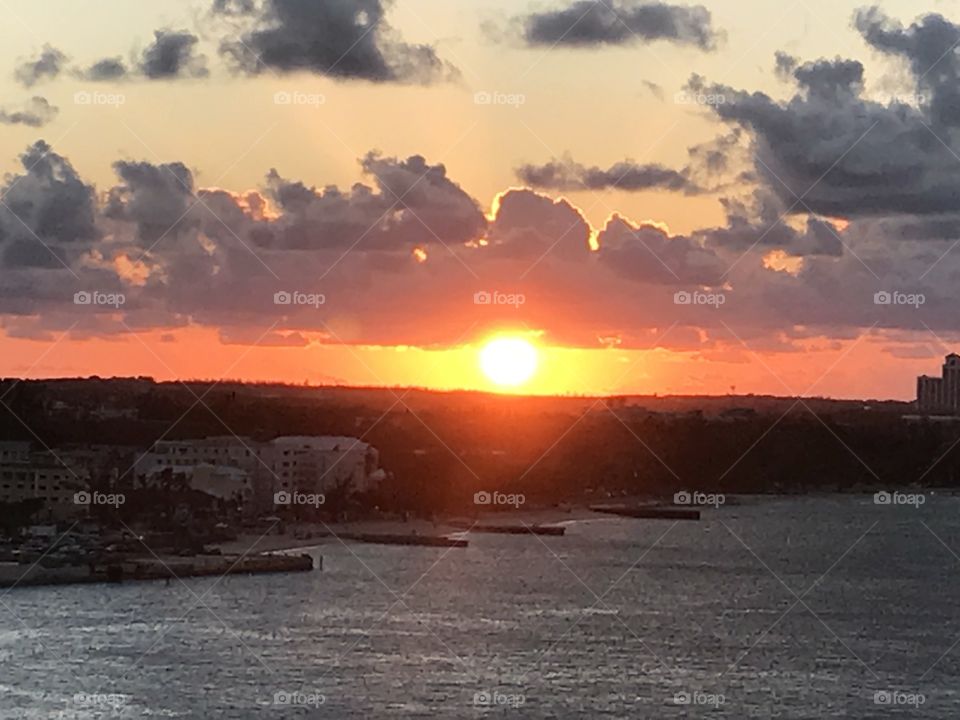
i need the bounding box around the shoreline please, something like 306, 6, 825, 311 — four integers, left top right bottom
0, 552, 314, 590
218, 490, 948, 555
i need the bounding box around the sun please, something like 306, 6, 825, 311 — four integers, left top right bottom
479, 337, 539, 387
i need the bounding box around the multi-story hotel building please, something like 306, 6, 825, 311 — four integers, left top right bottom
917, 354, 960, 414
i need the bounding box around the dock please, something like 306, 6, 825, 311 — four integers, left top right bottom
447, 521, 566, 536
590, 505, 701, 521
340, 532, 468, 548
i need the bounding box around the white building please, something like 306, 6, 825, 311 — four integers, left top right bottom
918, 353, 960, 414
134, 435, 382, 509
0, 452, 87, 520
270, 436, 381, 494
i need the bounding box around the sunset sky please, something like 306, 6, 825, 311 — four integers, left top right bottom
1, 0, 959, 398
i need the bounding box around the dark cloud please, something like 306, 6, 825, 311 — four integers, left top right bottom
14, 45, 67, 87
79, 29, 207, 81
138, 30, 209, 79
5, 139, 960, 354
104, 161, 197, 243
211, 0, 255, 14
216, 0, 457, 83
78, 57, 129, 81
855, 7, 960, 126
685, 45, 960, 218
792, 57, 864, 100
520, 1, 720, 50
0, 97, 58, 127
697, 191, 844, 258
485, 189, 592, 260
255, 153, 487, 251
516, 157, 698, 193
598, 215, 725, 284
0, 141, 97, 269
774, 51, 797, 79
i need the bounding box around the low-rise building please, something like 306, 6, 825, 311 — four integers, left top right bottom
0, 451, 87, 520
134, 435, 382, 512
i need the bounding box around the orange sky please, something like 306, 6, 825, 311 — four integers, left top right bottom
0, 324, 932, 400
0, 0, 957, 399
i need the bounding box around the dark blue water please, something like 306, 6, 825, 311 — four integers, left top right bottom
2, 495, 959, 718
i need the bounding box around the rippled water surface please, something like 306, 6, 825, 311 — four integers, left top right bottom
3, 495, 960, 718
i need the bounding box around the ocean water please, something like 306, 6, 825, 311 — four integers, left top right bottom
2, 495, 959, 718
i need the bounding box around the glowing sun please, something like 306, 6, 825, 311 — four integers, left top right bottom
479, 337, 539, 387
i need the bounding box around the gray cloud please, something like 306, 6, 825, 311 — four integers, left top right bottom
774, 50, 798, 79
77, 57, 129, 81
520, 1, 720, 50
0, 141, 97, 270
14, 45, 67, 87
598, 215, 725, 284
104, 161, 197, 243
79, 29, 207, 81
216, 0, 457, 83
139, 30, 209, 79
516, 157, 698, 193
484, 189, 592, 261
0, 97, 58, 127
5, 139, 960, 355
855, 7, 960, 126
254, 153, 487, 251
697, 190, 844, 258
685, 46, 960, 218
